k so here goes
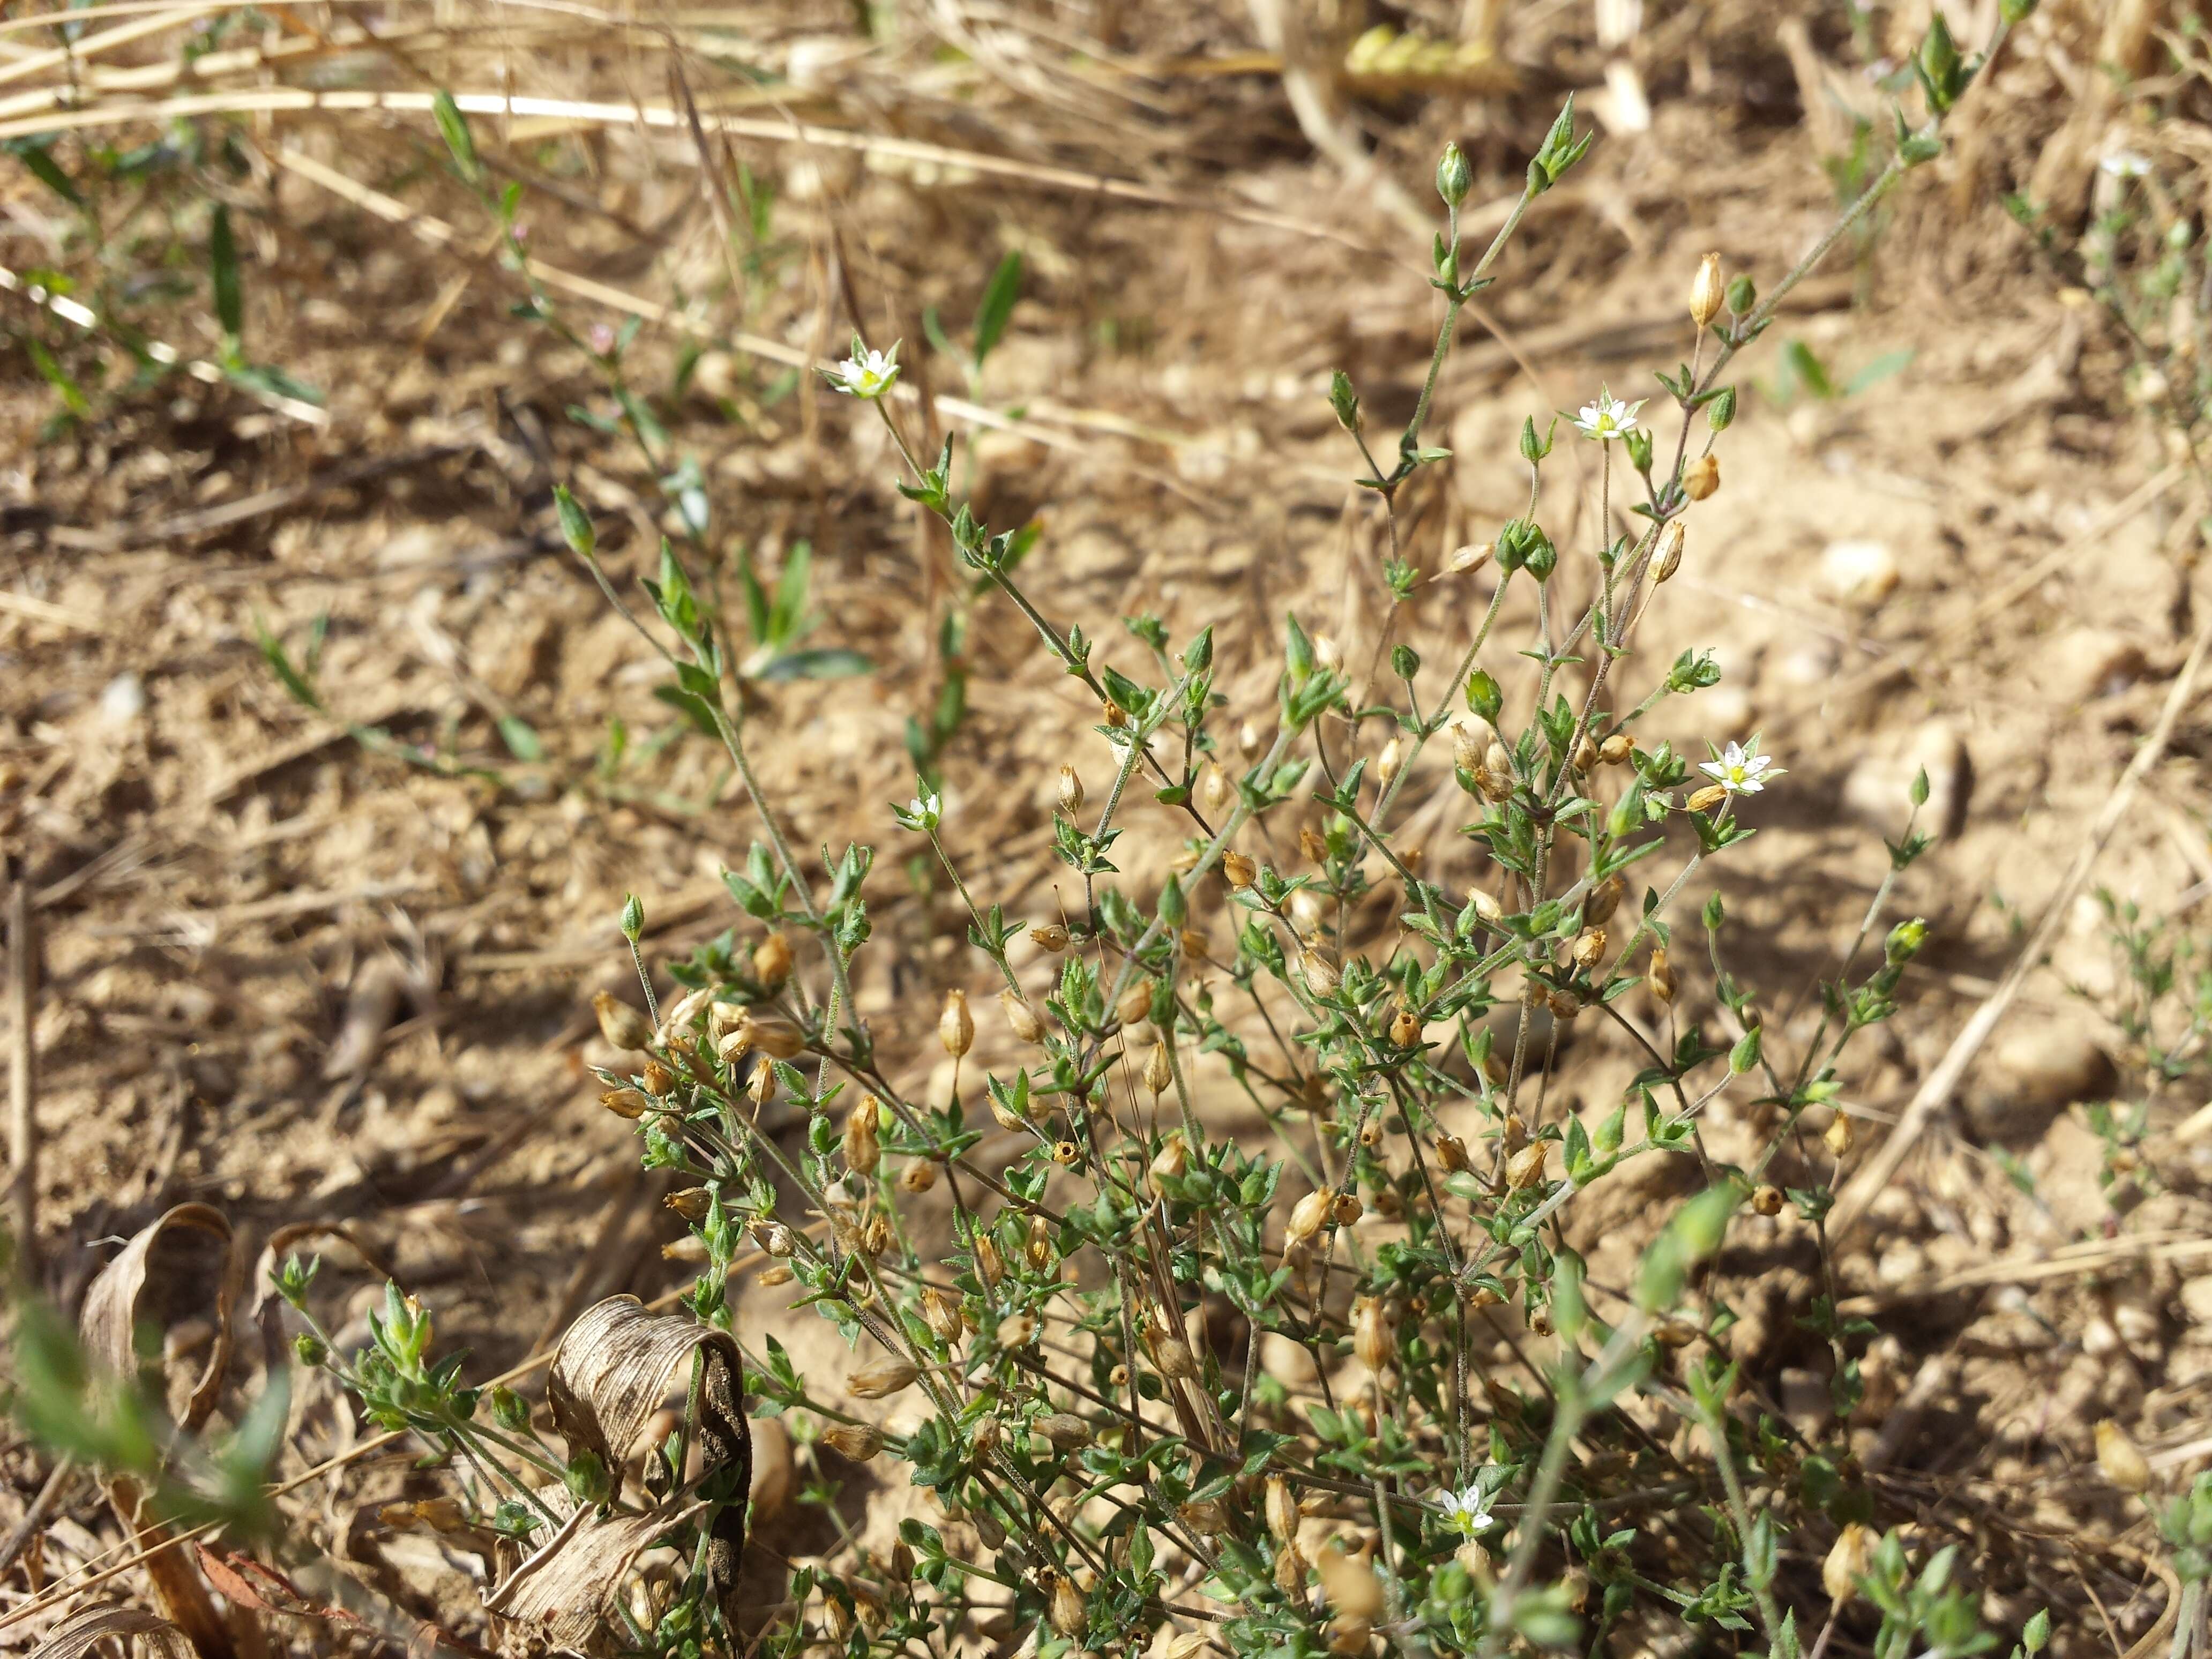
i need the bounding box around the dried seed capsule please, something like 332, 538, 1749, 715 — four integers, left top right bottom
1148, 1132, 1188, 1194
748, 1014, 808, 1059
1239, 720, 1265, 756
1030, 922, 1070, 952
1000, 989, 1044, 1044
1449, 541, 1495, 574
1276, 1540, 1310, 1594
1506, 1141, 1549, 1191
601, 1086, 650, 1120
900, 1159, 938, 1194
975, 1233, 1004, 1286
1314, 634, 1342, 672
1051, 1138, 1081, 1165
666, 1187, 712, 1222
1286, 1188, 1334, 1246
1037, 1413, 1092, 1451
845, 1096, 881, 1175
1116, 980, 1154, 1027
1266, 1475, 1298, 1542
922, 1286, 962, 1342
1358, 1117, 1384, 1149
1752, 1184, 1784, 1216
1434, 1132, 1470, 1173
1389, 1006, 1421, 1047
1691, 251, 1724, 328
1049, 1572, 1087, 1636
748, 1055, 776, 1105
822, 1423, 884, 1461
1572, 929, 1606, 971
1823, 1112, 1855, 1158
939, 989, 974, 1059
1142, 1038, 1174, 1096
1299, 826, 1329, 864
640, 1059, 674, 1097
753, 931, 794, 988
1572, 735, 1598, 772
1653, 519, 1685, 582
1202, 766, 1235, 816
862, 1212, 891, 1257
1027, 1213, 1055, 1270
1822, 1522, 1871, 1603
1585, 876, 1624, 925
1179, 928, 1213, 966
1377, 736, 1404, 786
1684, 452, 1720, 500
1352, 1295, 1391, 1372
847, 1357, 919, 1399
758, 1263, 795, 1287
1333, 1192, 1363, 1227
1479, 742, 1514, 802
1057, 764, 1086, 814
1647, 946, 1677, 1005
1299, 951, 1341, 997
1599, 733, 1634, 766
592, 992, 653, 1052
755, 1221, 794, 1257
1687, 783, 1729, 814
988, 1086, 1028, 1132
1222, 850, 1257, 888
654, 985, 712, 1048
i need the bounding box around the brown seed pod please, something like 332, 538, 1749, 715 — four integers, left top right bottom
821, 1423, 884, 1461
1506, 1141, 1549, 1192
1824, 1112, 1855, 1158
665, 1187, 712, 1222
1691, 251, 1725, 328
1751, 1184, 1784, 1216
1116, 980, 1155, 1028
1058, 765, 1086, 814
939, 990, 974, 1059
1333, 1192, 1363, 1227
752, 931, 794, 988
1389, 1006, 1421, 1047
1000, 989, 1045, 1044
1036, 1413, 1092, 1452
1647, 947, 1677, 1005
900, 1159, 937, 1195
846, 1357, 918, 1399
1222, 851, 1257, 889
844, 1097, 881, 1176
1286, 1188, 1334, 1246
640, 1059, 674, 1097
1142, 1038, 1175, 1096
1030, 922, 1070, 953
1684, 452, 1720, 501
1052, 1139, 1081, 1166
592, 992, 654, 1052
601, 1087, 650, 1120
1434, 1132, 1470, 1173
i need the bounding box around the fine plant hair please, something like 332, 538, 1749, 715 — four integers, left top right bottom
26, 11, 2143, 1659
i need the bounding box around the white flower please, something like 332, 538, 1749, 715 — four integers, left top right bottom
1571, 389, 1643, 443
832, 346, 899, 399
1438, 1482, 1493, 1537
2099, 151, 2154, 180
1699, 739, 1779, 795
910, 791, 941, 820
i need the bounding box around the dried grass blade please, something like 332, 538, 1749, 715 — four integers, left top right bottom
31, 1603, 195, 1659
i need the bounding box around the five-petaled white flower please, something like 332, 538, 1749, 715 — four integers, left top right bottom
1438, 1483, 1493, 1537
910, 791, 941, 821
2099, 151, 2154, 180
1572, 389, 1643, 443
832, 346, 900, 400
1700, 739, 1779, 795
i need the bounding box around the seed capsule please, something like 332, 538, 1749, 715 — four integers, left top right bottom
900, 1159, 937, 1194
1352, 1295, 1391, 1372
1030, 922, 1069, 952
847, 1357, 918, 1399
822, 1423, 884, 1461
1222, 851, 1257, 888
1051, 1139, 1080, 1165
1480, 742, 1514, 802
1143, 1037, 1174, 1096
1117, 980, 1154, 1028
844, 1096, 881, 1175
1299, 826, 1329, 864
753, 931, 794, 987
1037, 1413, 1092, 1451
1434, 1132, 1470, 1172
1684, 452, 1720, 500
1653, 519, 1685, 582
748, 1055, 777, 1105
1691, 252, 1725, 328
756, 1222, 794, 1257
1687, 783, 1729, 814
1202, 766, 1234, 816
939, 989, 974, 1059
1599, 733, 1635, 766
1572, 929, 1606, 971
1751, 1184, 1784, 1216
1506, 1141, 1549, 1191
1148, 1132, 1188, 1195
1822, 1522, 1871, 1603
1585, 876, 1624, 925
1286, 1188, 1334, 1246
1299, 951, 1341, 997
654, 985, 712, 1048
1000, 989, 1044, 1044
1266, 1475, 1298, 1542
1027, 1213, 1055, 1269
975, 1233, 1004, 1286
666, 1187, 712, 1222
1377, 736, 1404, 786
601, 1087, 650, 1120
1572, 735, 1598, 772
1824, 1112, 1855, 1158
592, 992, 654, 1052
1179, 928, 1213, 966
1057, 765, 1086, 814
1647, 946, 1677, 1005
1449, 541, 1495, 574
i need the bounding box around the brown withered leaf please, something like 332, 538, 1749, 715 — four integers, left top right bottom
31, 1603, 195, 1658
536, 1297, 751, 1631
483, 1499, 707, 1655
79, 1202, 237, 1432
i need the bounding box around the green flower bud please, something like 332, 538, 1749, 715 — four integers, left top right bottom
1159, 874, 1187, 929
1392, 644, 1421, 681
293, 1332, 328, 1367
1725, 274, 1757, 315
1328, 370, 1361, 434
1707, 386, 1737, 432
1466, 669, 1503, 722
1884, 918, 1928, 965
620, 892, 644, 943
1436, 141, 1473, 210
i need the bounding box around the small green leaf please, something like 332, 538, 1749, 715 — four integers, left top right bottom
432, 89, 481, 185
972, 250, 1023, 368
209, 204, 243, 340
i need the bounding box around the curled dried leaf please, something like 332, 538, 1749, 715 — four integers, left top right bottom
542, 1296, 751, 1628
31, 1604, 194, 1659
80, 1203, 236, 1432
485, 1498, 710, 1653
